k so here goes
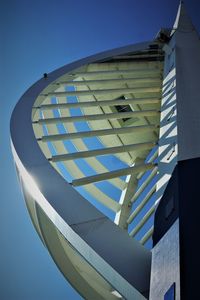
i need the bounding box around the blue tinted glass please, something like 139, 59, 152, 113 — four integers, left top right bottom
164, 283, 175, 300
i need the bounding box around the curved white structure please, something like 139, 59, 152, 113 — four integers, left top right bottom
11, 3, 200, 299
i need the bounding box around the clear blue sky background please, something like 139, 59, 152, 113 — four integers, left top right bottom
1, 1, 200, 299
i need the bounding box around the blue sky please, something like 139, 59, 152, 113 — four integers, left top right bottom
1, 1, 200, 299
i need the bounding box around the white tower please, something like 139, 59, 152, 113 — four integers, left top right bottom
10, 2, 200, 299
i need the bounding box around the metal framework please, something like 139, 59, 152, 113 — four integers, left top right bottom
10, 2, 195, 299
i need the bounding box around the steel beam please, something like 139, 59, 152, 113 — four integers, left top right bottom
147, 148, 159, 163
39, 97, 161, 110
37, 110, 160, 125
43, 86, 161, 97
126, 183, 156, 224
140, 226, 154, 245
131, 166, 158, 203
69, 67, 162, 77
129, 206, 155, 237
115, 174, 138, 230
39, 125, 158, 142
112, 53, 164, 60
71, 163, 155, 186
136, 148, 158, 180
50, 142, 156, 162
55, 76, 161, 86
